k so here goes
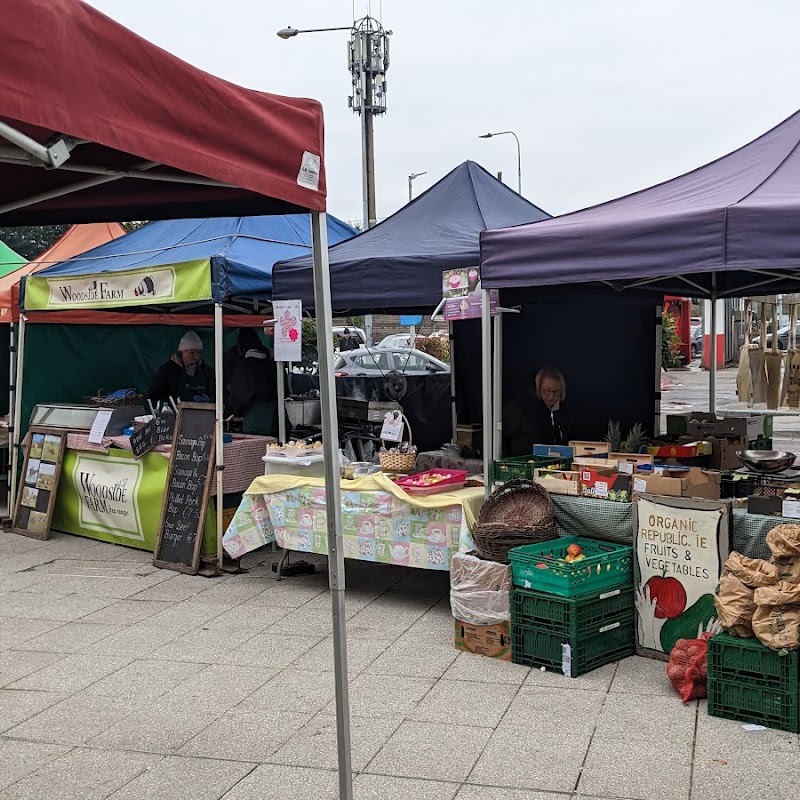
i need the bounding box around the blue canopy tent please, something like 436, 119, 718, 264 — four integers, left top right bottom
23, 214, 359, 311
272, 161, 550, 313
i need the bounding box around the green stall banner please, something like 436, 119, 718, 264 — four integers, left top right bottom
24, 259, 212, 311
52, 448, 216, 555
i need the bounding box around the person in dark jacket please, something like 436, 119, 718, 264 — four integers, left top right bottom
503, 367, 572, 456
148, 331, 215, 405
338, 328, 360, 351
226, 345, 279, 435
223, 327, 263, 394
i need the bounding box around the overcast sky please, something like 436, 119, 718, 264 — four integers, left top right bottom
86, 0, 800, 226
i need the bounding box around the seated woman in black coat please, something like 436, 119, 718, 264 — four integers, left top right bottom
503, 367, 572, 456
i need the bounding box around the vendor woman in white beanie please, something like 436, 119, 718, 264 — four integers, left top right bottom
147, 330, 215, 405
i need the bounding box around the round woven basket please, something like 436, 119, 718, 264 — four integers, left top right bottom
379, 414, 415, 473
472, 479, 557, 563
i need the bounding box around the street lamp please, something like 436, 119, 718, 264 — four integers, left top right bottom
408, 170, 427, 202
278, 16, 390, 347
479, 130, 522, 194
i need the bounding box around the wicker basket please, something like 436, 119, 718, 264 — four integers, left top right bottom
379, 414, 416, 473
472, 479, 557, 563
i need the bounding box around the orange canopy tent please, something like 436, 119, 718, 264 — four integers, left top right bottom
0, 222, 126, 322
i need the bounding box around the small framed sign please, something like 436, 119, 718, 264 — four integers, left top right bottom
13, 427, 67, 540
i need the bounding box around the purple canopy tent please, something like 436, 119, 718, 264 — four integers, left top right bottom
477, 108, 800, 486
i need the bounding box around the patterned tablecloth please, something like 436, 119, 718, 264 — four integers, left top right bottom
223, 472, 485, 570
65, 432, 274, 496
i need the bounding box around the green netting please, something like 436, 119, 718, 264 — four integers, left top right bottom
0, 240, 25, 278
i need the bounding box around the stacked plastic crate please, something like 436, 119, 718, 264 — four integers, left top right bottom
707, 632, 799, 733
508, 536, 636, 677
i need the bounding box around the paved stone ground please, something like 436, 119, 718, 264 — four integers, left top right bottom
1, 370, 798, 799
2, 526, 799, 800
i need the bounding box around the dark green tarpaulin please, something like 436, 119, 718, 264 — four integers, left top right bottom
20, 324, 271, 440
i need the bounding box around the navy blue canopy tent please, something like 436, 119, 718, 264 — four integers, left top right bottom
22, 214, 358, 312
272, 161, 550, 313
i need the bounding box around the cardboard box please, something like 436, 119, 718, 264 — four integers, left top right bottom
702, 435, 747, 471
454, 618, 512, 660
533, 468, 580, 495
569, 440, 610, 458
648, 440, 713, 459
457, 424, 482, 449
579, 467, 632, 502
631, 467, 721, 499
666, 412, 773, 439
610, 452, 654, 474
574, 456, 620, 470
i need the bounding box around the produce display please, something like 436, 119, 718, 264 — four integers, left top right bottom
394, 469, 468, 495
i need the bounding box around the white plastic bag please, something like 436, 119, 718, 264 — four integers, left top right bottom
450, 551, 511, 625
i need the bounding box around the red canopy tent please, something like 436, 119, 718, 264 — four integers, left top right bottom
0, 2, 353, 795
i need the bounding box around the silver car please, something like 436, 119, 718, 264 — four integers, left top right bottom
332, 347, 450, 377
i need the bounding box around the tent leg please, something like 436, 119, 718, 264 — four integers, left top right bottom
310, 210, 353, 800
277, 361, 286, 444
710, 281, 718, 415
492, 312, 503, 460
10, 315, 26, 516
449, 323, 457, 444
7, 322, 16, 516
214, 304, 224, 569
481, 289, 492, 498
654, 304, 663, 436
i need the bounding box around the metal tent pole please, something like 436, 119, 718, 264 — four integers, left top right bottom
492, 311, 503, 459
654, 304, 663, 436
481, 289, 493, 498
449, 322, 457, 443
214, 304, 225, 567
310, 210, 353, 800
710, 276, 717, 415
10, 314, 26, 513
7, 322, 16, 514
277, 361, 287, 443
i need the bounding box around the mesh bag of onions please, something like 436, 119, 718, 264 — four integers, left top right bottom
666, 633, 712, 702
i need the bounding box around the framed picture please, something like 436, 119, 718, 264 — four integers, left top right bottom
13, 427, 67, 540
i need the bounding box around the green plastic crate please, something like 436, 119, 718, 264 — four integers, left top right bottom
708, 677, 800, 733
511, 614, 635, 677
512, 584, 634, 637
491, 454, 571, 483
708, 633, 799, 692
508, 536, 633, 597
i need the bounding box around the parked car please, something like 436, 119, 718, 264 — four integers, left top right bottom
378, 333, 412, 349
690, 325, 703, 359
332, 347, 450, 377
752, 323, 800, 350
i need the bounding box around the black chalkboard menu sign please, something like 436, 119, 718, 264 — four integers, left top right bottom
130, 413, 176, 459
153, 403, 216, 574
13, 427, 67, 540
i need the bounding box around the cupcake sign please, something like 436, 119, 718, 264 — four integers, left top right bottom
442, 268, 480, 298
272, 300, 302, 362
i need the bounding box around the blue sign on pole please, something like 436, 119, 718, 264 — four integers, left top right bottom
399, 315, 423, 326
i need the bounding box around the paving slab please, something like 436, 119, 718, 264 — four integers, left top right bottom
468, 726, 590, 794
218, 763, 339, 800
0, 739, 72, 792
78, 598, 175, 625
690, 748, 800, 800
0, 746, 159, 800
0, 618, 64, 649
149, 623, 264, 663
522, 662, 617, 692
0, 649, 63, 687
499, 686, 606, 735
166, 663, 278, 708
0, 688, 69, 734
270, 712, 402, 771
220, 631, 323, 668
369, 639, 460, 679
327, 671, 435, 718
106, 755, 255, 800
4, 690, 141, 744
592, 692, 697, 743
694, 699, 799, 754
355, 773, 459, 800
81, 658, 208, 701
456, 788, 571, 800
14, 621, 126, 653
366, 720, 493, 782
8, 652, 132, 693
409, 678, 518, 728
577, 736, 692, 800
608, 655, 675, 696
442, 652, 531, 686
243, 668, 338, 715
294, 635, 389, 674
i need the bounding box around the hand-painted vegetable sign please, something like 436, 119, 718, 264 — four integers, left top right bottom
645, 575, 687, 619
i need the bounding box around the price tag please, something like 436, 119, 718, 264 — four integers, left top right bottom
633, 477, 648, 493
618, 462, 634, 474
88, 408, 113, 444
380, 411, 404, 442
782, 499, 800, 519
595, 480, 609, 498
